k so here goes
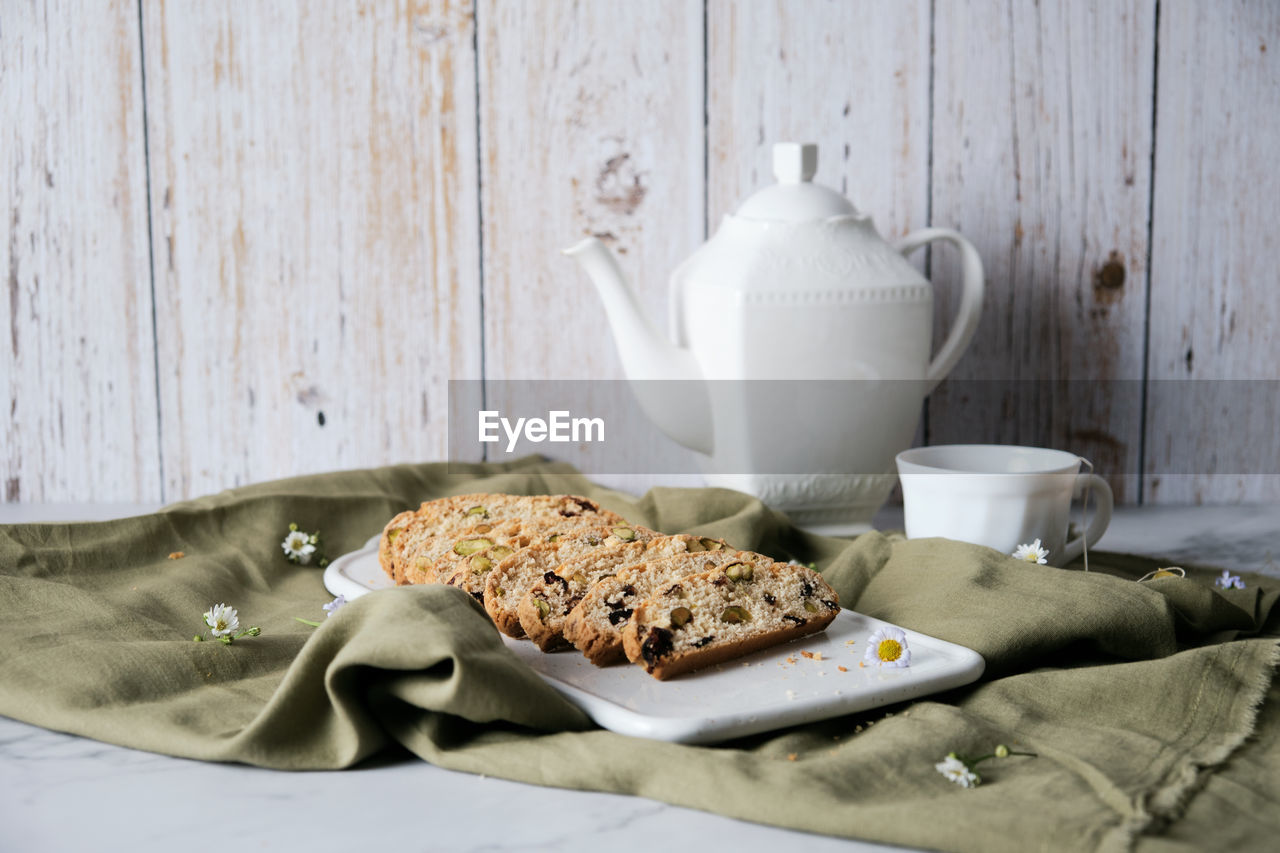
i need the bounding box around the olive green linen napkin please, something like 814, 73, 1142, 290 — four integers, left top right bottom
0, 459, 1276, 852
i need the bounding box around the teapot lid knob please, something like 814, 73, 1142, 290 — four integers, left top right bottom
732, 141, 857, 223
773, 142, 818, 184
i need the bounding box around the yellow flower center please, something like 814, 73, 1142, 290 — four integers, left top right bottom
1020, 552, 1039, 562
877, 639, 902, 661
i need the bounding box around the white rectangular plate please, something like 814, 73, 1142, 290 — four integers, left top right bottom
326, 537, 984, 744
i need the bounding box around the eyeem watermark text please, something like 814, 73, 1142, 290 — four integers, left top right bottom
478, 410, 605, 453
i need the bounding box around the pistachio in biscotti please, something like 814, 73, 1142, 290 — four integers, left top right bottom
804, 600, 819, 613
611, 526, 636, 541
466, 505, 488, 518
453, 538, 493, 556
470, 555, 493, 574
719, 605, 751, 624
533, 598, 551, 620
725, 561, 754, 582
669, 606, 692, 628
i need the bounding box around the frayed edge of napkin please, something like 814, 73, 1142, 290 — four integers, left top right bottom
1101, 638, 1280, 853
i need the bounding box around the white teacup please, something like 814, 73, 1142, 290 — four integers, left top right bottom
895, 445, 1113, 567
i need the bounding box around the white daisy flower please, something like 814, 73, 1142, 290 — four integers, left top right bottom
1215, 570, 1245, 590
864, 626, 911, 668
323, 594, 347, 617
282, 529, 318, 565
936, 754, 980, 788
203, 603, 240, 638
1012, 538, 1050, 564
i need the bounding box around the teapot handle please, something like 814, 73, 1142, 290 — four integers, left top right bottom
894, 228, 985, 391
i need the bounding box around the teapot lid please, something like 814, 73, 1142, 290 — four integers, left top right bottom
733, 142, 859, 223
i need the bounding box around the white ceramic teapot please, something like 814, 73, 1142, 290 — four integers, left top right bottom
564, 142, 984, 534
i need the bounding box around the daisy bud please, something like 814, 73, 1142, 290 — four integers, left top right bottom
995, 744, 1009, 758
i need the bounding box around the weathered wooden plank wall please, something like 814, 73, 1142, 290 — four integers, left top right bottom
927, 0, 1157, 504
4, 0, 1278, 504
478, 0, 704, 382
475, 0, 706, 486
1, 0, 159, 502
141, 0, 483, 498
706, 0, 931, 240
1145, 0, 1280, 504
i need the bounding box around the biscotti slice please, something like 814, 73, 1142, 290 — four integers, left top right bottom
475, 524, 657, 638
562, 549, 748, 665
392, 494, 625, 585
442, 523, 648, 612
622, 560, 841, 680
518, 535, 730, 652
405, 515, 602, 587
381, 493, 508, 583
378, 509, 420, 581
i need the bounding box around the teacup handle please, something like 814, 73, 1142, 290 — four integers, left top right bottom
894, 227, 985, 391
1060, 474, 1113, 564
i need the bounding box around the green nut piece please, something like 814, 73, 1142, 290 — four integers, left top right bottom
534, 598, 551, 620
470, 555, 493, 574
803, 600, 819, 613
612, 526, 636, 541
387, 528, 401, 543
466, 506, 488, 517
453, 537, 494, 556
571, 572, 588, 585
547, 533, 562, 542
489, 545, 514, 562
669, 606, 693, 628
725, 562, 754, 582
719, 606, 751, 624
701, 538, 725, 551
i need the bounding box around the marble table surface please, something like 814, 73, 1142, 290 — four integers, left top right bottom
1, 501, 1276, 853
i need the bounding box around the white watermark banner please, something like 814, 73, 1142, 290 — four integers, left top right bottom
447, 379, 1280, 476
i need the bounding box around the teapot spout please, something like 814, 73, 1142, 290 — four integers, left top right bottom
562, 237, 712, 455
